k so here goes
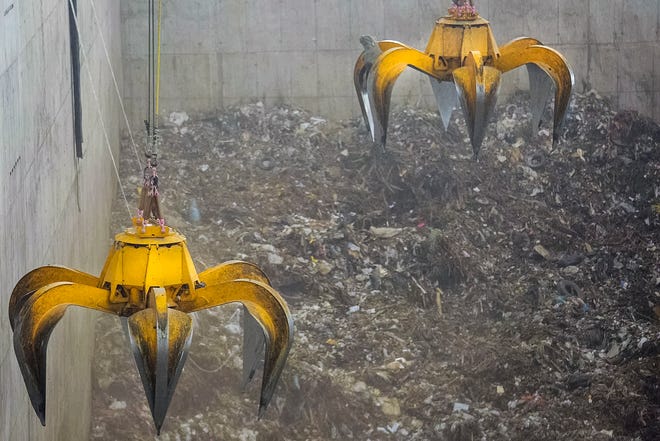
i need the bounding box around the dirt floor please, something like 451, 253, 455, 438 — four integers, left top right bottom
90, 90, 660, 441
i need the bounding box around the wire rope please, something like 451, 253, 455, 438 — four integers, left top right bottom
88, 0, 144, 170
155, 0, 163, 122
146, 0, 152, 146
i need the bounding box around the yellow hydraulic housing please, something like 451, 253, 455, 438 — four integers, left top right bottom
9, 221, 293, 434
354, 1, 574, 156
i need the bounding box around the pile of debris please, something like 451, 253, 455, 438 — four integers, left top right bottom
92, 91, 659, 441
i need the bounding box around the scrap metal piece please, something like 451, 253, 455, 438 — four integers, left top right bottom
354, 4, 574, 154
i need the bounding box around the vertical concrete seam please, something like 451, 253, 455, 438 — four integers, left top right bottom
218, 51, 223, 113
614, 0, 621, 109
26, 409, 31, 441
313, 0, 322, 109
586, 0, 592, 91
556, 0, 559, 46
13, 0, 58, 67
656, 0, 659, 102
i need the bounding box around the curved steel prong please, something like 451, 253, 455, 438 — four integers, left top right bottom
197, 260, 271, 285
495, 39, 554, 132
496, 37, 574, 142
366, 46, 436, 146
377, 40, 414, 53
179, 279, 293, 417
355, 51, 375, 134
127, 287, 192, 434
242, 304, 265, 386
453, 50, 501, 156
198, 261, 271, 384
12, 282, 119, 425
9, 266, 98, 330
430, 78, 459, 131
354, 39, 409, 135
527, 63, 555, 134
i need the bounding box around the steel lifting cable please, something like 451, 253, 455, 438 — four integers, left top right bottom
145, 0, 164, 160
155, 0, 163, 132
146, 0, 152, 148
150, 0, 155, 147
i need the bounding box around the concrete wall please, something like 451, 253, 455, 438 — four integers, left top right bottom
0, 0, 122, 440
120, 0, 660, 124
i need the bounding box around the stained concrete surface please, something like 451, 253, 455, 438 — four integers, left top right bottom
0, 0, 123, 439
120, 0, 660, 124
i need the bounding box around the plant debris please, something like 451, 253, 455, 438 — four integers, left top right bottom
91, 91, 660, 440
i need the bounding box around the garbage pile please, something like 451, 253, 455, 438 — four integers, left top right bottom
92, 91, 659, 441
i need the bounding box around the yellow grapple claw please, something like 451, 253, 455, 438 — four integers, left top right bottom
12, 282, 121, 425
197, 260, 271, 286
354, 38, 410, 137
179, 278, 294, 416
9, 266, 99, 330
8, 217, 294, 432
453, 50, 501, 156
354, 2, 574, 154
496, 38, 575, 142
366, 46, 436, 146
197, 261, 276, 385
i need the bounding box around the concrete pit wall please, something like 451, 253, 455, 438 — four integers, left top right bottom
120, 0, 660, 126
0, 1, 122, 440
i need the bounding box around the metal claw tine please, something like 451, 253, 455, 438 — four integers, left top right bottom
242, 307, 265, 386
453, 51, 501, 157
354, 36, 383, 136
527, 63, 555, 135
196, 261, 274, 388
127, 288, 193, 434
197, 260, 272, 286
354, 52, 371, 133
430, 78, 458, 131
496, 38, 574, 143
12, 282, 120, 425
9, 266, 98, 330
366, 46, 436, 147
178, 278, 293, 416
